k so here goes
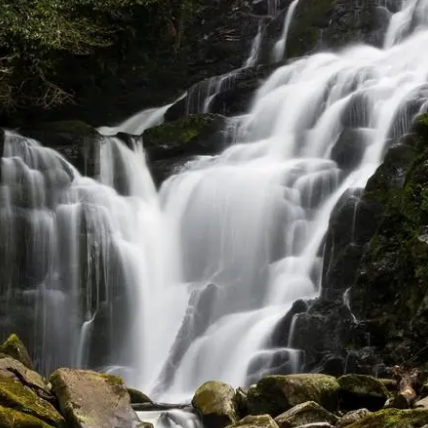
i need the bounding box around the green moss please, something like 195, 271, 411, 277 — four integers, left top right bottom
346, 409, 428, 428
192, 381, 238, 428
0, 334, 33, 370
0, 404, 55, 428
351, 114, 428, 364
247, 374, 339, 417
0, 375, 64, 427
338, 375, 389, 398
144, 114, 218, 146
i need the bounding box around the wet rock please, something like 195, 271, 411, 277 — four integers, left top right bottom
246, 374, 339, 416
226, 414, 279, 428
336, 409, 371, 428
343, 408, 428, 427
153, 283, 219, 393
143, 114, 226, 185
236, 387, 249, 418
20, 121, 100, 177
0, 333, 33, 369
50, 368, 141, 428
338, 374, 390, 411
291, 299, 357, 373
192, 381, 239, 428
127, 388, 152, 405
350, 116, 428, 366
0, 404, 55, 428
331, 129, 367, 172
0, 374, 64, 427
270, 300, 309, 347
274, 401, 338, 428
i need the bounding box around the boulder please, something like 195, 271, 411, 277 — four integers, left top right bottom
226, 414, 279, 428
274, 401, 338, 428
338, 374, 389, 411
192, 381, 239, 428
336, 409, 371, 428
0, 334, 33, 369
343, 408, 428, 427
0, 356, 53, 403
143, 114, 226, 185
0, 405, 55, 428
246, 374, 339, 416
50, 368, 142, 428
0, 374, 64, 427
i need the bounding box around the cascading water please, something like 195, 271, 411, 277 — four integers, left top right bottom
272, 0, 301, 63
1, 0, 428, 413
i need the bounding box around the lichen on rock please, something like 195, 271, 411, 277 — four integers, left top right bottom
0, 374, 64, 427
274, 400, 338, 428
246, 374, 339, 416
50, 368, 141, 428
0, 334, 33, 370
192, 381, 239, 428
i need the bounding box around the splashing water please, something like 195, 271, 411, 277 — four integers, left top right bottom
1, 0, 428, 411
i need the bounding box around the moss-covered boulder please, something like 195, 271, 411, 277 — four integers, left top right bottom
0, 356, 53, 402
246, 374, 339, 417
338, 374, 389, 411
337, 409, 371, 428
192, 381, 239, 428
0, 405, 56, 428
143, 113, 226, 185
0, 374, 64, 427
0, 334, 33, 369
50, 368, 141, 428
226, 414, 279, 428
345, 408, 428, 427
274, 401, 338, 428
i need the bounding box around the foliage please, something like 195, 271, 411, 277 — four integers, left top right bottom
0, 0, 168, 110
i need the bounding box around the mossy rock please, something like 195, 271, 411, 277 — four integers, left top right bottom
0, 404, 56, 428
337, 409, 371, 428
143, 114, 226, 161
0, 356, 53, 402
0, 334, 33, 369
346, 408, 428, 427
127, 387, 152, 405
226, 414, 279, 428
0, 375, 64, 427
247, 374, 339, 417
50, 368, 141, 428
338, 374, 389, 411
192, 381, 239, 428
275, 401, 338, 428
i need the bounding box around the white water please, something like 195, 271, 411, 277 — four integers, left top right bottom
272, 0, 301, 63
1, 0, 428, 413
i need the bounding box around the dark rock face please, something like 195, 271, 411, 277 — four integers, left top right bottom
350, 116, 428, 365
143, 114, 226, 185
287, 115, 428, 375
20, 121, 101, 178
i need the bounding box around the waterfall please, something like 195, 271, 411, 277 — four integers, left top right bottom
1, 0, 428, 408
154, 0, 428, 400
272, 0, 301, 63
